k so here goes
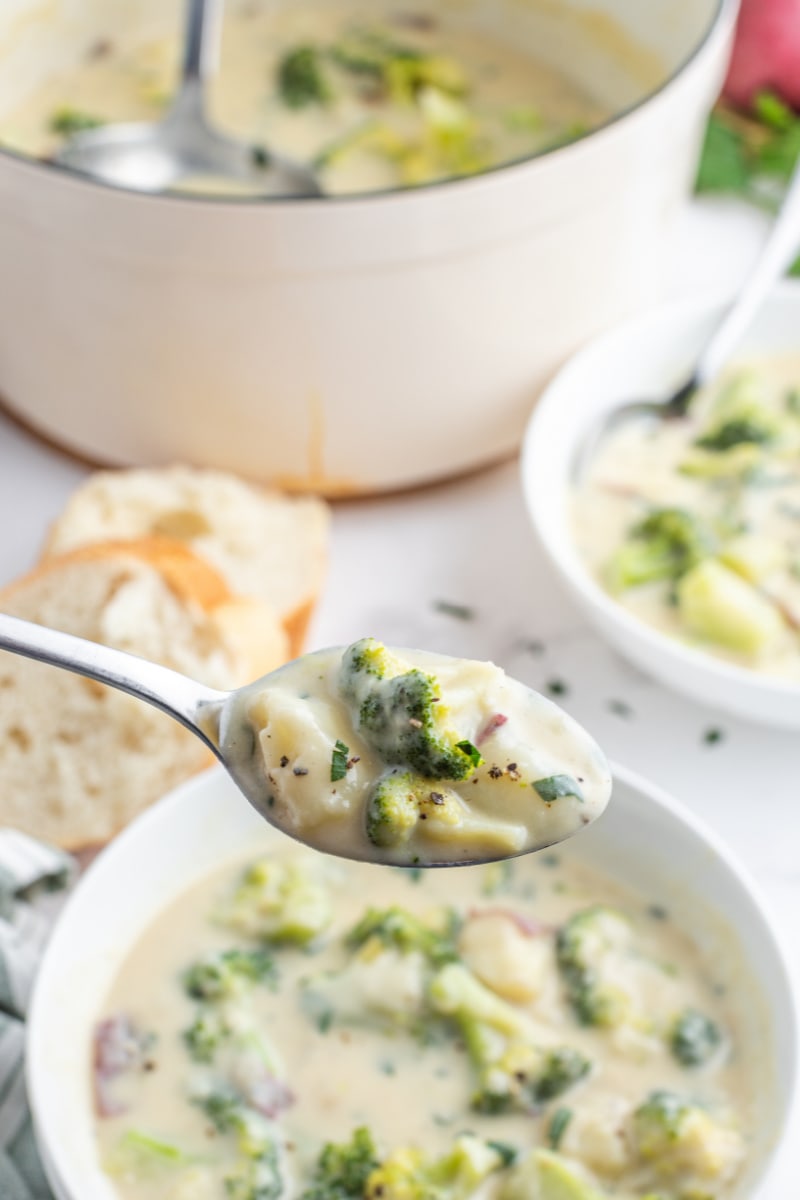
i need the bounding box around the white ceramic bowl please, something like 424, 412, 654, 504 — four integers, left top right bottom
522, 282, 800, 729
27, 762, 797, 1199
0, 0, 736, 494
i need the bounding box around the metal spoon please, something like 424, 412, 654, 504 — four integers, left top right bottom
0, 613, 610, 867
56, 0, 321, 198
574, 153, 800, 479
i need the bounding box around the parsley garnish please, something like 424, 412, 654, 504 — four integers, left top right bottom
533, 774, 584, 803
547, 1107, 573, 1150
330, 739, 350, 781
433, 600, 475, 620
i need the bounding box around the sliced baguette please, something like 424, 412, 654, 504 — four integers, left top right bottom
0, 538, 288, 848
44, 467, 330, 655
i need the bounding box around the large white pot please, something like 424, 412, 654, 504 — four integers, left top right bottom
0, 0, 736, 494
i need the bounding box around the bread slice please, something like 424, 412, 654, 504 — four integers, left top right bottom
44, 467, 330, 655
0, 539, 288, 848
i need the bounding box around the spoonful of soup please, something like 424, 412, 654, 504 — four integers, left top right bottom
55, 0, 321, 198
0, 618, 610, 866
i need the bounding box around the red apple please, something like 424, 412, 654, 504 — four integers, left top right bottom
723, 0, 800, 110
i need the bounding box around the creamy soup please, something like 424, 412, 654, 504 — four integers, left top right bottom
214, 640, 611, 866
0, 1, 610, 194
572, 362, 800, 680
92, 843, 751, 1200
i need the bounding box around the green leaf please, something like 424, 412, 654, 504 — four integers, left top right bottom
696, 114, 749, 195
533, 775, 584, 803
331, 739, 350, 782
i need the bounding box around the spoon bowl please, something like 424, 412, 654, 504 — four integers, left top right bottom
55, 0, 321, 199
0, 614, 611, 866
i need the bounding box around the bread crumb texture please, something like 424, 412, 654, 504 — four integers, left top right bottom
0, 540, 288, 848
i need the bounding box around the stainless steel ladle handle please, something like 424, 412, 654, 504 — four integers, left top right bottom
0, 612, 226, 753
696, 156, 800, 389
171, 0, 225, 123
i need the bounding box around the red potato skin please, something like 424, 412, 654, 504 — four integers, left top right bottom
723, 0, 800, 110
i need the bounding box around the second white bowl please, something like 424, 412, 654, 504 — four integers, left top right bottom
522, 282, 800, 728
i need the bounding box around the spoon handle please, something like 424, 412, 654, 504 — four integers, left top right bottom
182, 0, 224, 84
0, 612, 226, 751
695, 158, 800, 390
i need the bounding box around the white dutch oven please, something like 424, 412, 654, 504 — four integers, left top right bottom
0, 0, 736, 494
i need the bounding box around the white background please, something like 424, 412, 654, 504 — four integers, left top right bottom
1, 195, 797, 1194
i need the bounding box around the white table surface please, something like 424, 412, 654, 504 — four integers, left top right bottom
1, 196, 797, 1195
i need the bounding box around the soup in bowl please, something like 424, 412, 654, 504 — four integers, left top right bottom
27, 763, 796, 1200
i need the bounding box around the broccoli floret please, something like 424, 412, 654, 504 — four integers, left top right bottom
695, 371, 782, 453
429, 962, 590, 1114
365, 1134, 505, 1200
366, 771, 464, 848
49, 106, 104, 135
277, 46, 333, 108
696, 417, 776, 451
606, 509, 713, 592
330, 29, 466, 102
224, 1142, 284, 1200
556, 906, 633, 1028
499, 1149, 606, 1200
631, 1090, 744, 1185
183, 948, 277, 1001
301, 1127, 380, 1200
218, 857, 332, 944
670, 1009, 722, 1068
196, 1089, 285, 1189
301, 914, 442, 1038
340, 639, 479, 780
346, 905, 459, 966
183, 1008, 230, 1063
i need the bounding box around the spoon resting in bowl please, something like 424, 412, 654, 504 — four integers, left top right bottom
573, 148, 800, 480
55, 0, 321, 198
0, 616, 610, 866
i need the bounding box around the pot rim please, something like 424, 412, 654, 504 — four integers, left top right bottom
0, 0, 735, 209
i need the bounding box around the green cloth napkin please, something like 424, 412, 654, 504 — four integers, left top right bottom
0, 831, 75, 1199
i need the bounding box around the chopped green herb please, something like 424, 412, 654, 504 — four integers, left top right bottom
406, 867, 424, 883
607, 698, 633, 718
379, 1059, 397, 1075
647, 903, 669, 921
251, 144, 271, 167
49, 107, 104, 136
545, 678, 569, 697
433, 599, 475, 620
331, 739, 350, 782
533, 775, 584, 803
547, 1107, 573, 1150
278, 45, 333, 109
455, 739, 482, 768
541, 853, 560, 868
703, 727, 725, 747
787, 388, 800, 415
520, 638, 545, 656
